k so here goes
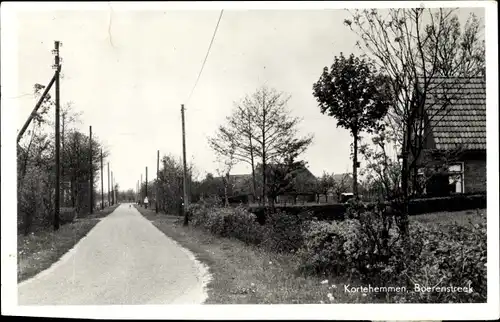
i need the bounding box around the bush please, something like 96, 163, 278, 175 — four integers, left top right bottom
409, 193, 486, 215
297, 201, 487, 303
261, 211, 311, 253
395, 216, 487, 303
248, 193, 486, 223
249, 204, 346, 224
189, 204, 263, 245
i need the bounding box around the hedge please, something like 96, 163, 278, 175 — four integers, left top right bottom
248, 193, 486, 222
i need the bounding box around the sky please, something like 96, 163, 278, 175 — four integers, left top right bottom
13, 4, 485, 192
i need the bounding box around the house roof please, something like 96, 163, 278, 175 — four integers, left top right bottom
332, 173, 352, 183
423, 77, 486, 151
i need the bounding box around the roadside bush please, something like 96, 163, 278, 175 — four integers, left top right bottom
261, 211, 311, 253
409, 194, 486, 215
394, 215, 487, 303
189, 204, 263, 245
297, 200, 487, 303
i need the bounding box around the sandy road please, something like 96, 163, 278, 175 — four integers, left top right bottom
18, 203, 210, 305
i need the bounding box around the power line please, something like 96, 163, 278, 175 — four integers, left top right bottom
186, 9, 224, 105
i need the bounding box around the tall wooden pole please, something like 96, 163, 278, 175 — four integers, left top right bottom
145, 166, 148, 209
181, 104, 189, 226
101, 149, 104, 210
89, 125, 93, 214
107, 162, 110, 207
111, 171, 114, 205
156, 150, 159, 214
54, 40, 61, 231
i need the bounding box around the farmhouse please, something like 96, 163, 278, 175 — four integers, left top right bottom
416, 76, 486, 195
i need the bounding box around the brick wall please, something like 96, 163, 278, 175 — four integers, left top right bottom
464, 158, 486, 193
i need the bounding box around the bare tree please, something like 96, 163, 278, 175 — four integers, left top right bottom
208, 104, 259, 199
247, 86, 314, 206
344, 8, 485, 235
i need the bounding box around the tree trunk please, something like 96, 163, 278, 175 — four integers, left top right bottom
399, 115, 413, 237
248, 112, 257, 201
224, 175, 229, 207
261, 98, 267, 207
352, 131, 359, 199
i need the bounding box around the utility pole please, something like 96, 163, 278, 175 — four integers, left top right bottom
181, 104, 189, 226
140, 174, 143, 205
101, 149, 104, 210
145, 166, 148, 209
111, 171, 114, 205
53, 40, 61, 231
137, 180, 139, 203
156, 150, 159, 214
89, 125, 93, 214
107, 162, 110, 207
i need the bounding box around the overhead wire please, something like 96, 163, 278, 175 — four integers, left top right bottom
185, 9, 224, 107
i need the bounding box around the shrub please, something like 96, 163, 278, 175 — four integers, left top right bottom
189, 204, 263, 245
261, 211, 311, 253
394, 215, 487, 303
409, 193, 486, 215
297, 200, 487, 303
297, 219, 360, 277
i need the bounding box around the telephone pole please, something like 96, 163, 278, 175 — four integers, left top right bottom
181, 104, 189, 226
111, 171, 114, 205
107, 162, 110, 207
100, 149, 104, 210
53, 40, 61, 231
156, 150, 159, 214
140, 174, 143, 204
89, 125, 93, 214
145, 166, 148, 209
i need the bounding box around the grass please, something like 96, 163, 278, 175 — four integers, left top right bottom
17, 204, 120, 283
135, 205, 379, 304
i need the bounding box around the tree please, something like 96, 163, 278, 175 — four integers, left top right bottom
215, 149, 237, 207
318, 172, 335, 203
208, 104, 259, 199
17, 90, 108, 233
247, 86, 314, 206
344, 8, 485, 235
313, 53, 392, 199
332, 173, 350, 202
359, 129, 402, 201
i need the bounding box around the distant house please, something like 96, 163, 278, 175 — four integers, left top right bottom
415, 77, 486, 195
226, 164, 318, 204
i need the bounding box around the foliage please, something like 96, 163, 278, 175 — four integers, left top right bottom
344, 8, 486, 234
261, 211, 311, 253
210, 86, 314, 206
297, 201, 487, 303
189, 204, 263, 245
154, 154, 196, 213
313, 53, 392, 196
17, 93, 108, 234
359, 128, 402, 201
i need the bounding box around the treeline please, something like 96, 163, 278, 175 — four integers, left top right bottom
17, 89, 111, 235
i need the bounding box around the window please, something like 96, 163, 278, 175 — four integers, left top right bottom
448, 163, 464, 194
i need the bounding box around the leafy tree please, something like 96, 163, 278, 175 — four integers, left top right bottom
313, 53, 392, 198
317, 172, 335, 203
